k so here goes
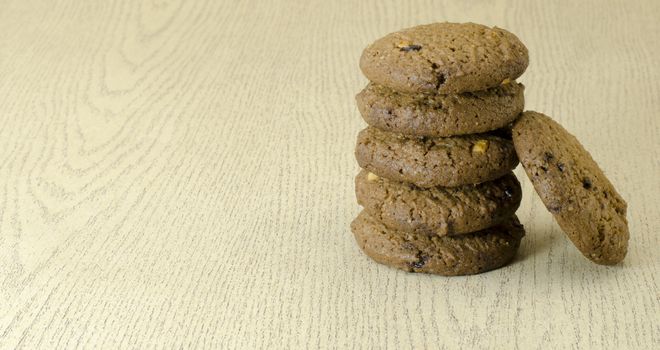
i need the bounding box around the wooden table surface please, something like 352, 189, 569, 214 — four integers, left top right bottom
1, 0, 658, 349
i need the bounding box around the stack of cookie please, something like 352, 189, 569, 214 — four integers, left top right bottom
351, 23, 530, 275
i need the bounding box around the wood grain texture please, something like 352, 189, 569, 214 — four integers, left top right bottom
0, 0, 658, 349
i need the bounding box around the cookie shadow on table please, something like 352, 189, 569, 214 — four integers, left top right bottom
512, 227, 559, 262
512, 224, 635, 275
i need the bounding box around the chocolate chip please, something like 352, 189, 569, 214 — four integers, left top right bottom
582, 177, 592, 189
402, 242, 415, 250
437, 73, 446, 86
548, 205, 562, 213
503, 186, 514, 198
557, 163, 565, 172
400, 44, 422, 52
446, 220, 453, 234
544, 152, 554, 162
410, 255, 428, 268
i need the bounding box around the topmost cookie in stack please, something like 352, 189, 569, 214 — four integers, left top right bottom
351, 22, 530, 275
358, 22, 528, 136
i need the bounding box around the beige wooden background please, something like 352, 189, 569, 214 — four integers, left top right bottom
1, 0, 659, 349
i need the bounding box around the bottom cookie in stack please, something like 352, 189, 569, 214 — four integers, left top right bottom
351, 211, 525, 276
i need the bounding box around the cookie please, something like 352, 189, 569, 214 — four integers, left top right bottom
359, 22, 528, 94
355, 126, 518, 188
356, 82, 524, 137
355, 170, 521, 236
512, 111, 629, 265
351, 211, 525, 275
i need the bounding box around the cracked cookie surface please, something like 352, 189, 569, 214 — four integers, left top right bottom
355, 126, 518, 187
356, 82, 524, 137
355, 170, 521, 236
359, 22, 528, 94
350, 211, 525, 275
512, 111, 629, 265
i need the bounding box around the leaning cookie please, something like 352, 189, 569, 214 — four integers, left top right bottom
355, 170, 522, 235
359, 22, 528, 94
512, 111, 629, 265
355, 127, 518, 188
351, 211, 525, 275
356, 82, 524, 137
